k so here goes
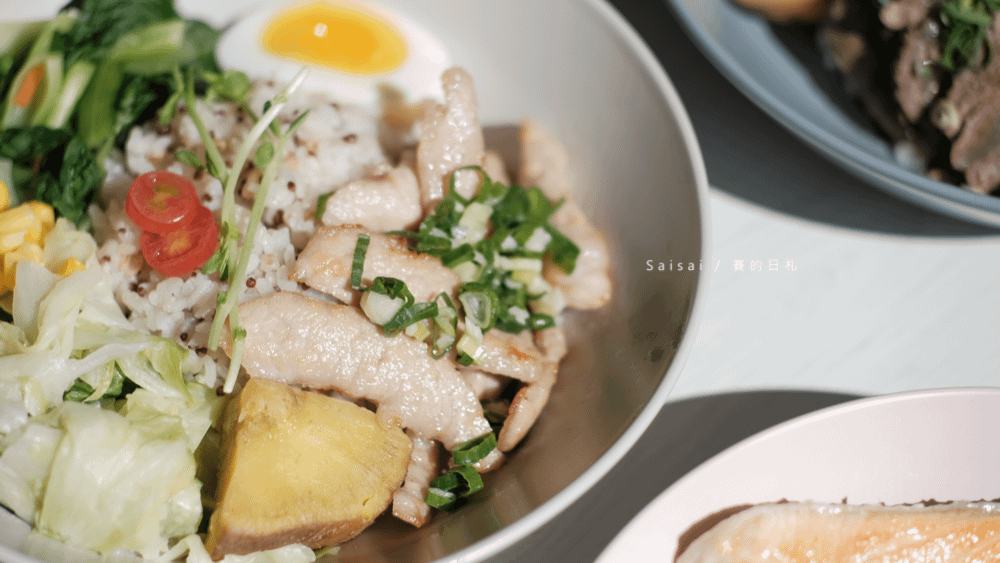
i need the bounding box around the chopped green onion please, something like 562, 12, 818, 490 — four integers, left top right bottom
315, 190, 334, 222
523, 226, 553, 253
528, 313, 556, 330
455, 331, 485, 366
439, 243, 475, 268
359, 277, 443, 337
368, 276, 415, 302
482, 400, 507, 434
452, 432, 497, 466
452, 260, 481, 283
449, 464, 484, 495
425, 464, 484, 511
351, 233, 370, 290
360, 290, 406, 326
530, 288, 564, 318
544, 224, 580, 274
382, 301, 438, 337
939, 0, 1000, 70
456, 201, 492, 244
404, 319, 432, 341
458, 283, 499, 330
424, 434, 495, 511
425, 487, 458, 510
511, 268, 540, 286
430, 292, 458, 358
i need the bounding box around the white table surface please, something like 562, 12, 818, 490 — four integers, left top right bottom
671, 189, 1000, 400
485, 1, 1000, 562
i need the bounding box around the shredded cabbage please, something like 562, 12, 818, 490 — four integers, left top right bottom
0, 245, 192, 416
156, 535, 318, 563
3, 390, 221, 559
0, 222, 225, 558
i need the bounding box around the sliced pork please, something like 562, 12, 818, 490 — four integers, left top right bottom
318, 163, 422, 232
497, 361, 557, 452
416, 67, 485, 210
518, 119, 612, 310
230, 291, 497, 459
392, 431, 439, 528
291, 225, 460, 304
478, 329, 557, 385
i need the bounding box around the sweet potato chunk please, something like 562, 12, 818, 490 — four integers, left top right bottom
205, 379, 412, 558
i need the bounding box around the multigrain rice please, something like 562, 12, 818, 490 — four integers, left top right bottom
91, 81, 390, 385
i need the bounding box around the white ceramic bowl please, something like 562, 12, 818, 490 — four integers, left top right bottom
0, 1, 710, 562
597, 388, 1000, 563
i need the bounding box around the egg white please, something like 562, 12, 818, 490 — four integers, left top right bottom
216, 0, 451, 110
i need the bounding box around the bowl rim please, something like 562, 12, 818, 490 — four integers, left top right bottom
445, 1, 713, 561
665, 0, 1000, 228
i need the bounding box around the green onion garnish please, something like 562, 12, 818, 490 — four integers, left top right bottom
452, 432, 497, 466
423, 433, 496, 511
458, 283, 499, 331
528, 313, 556, 331
544, 225, 579, 275
383, 301, 438, 336
425, 487, 458, 510
314, 190, 334, 222
351, 233, 370, 290
391, 167, 578, 339
430, 292, 458, 359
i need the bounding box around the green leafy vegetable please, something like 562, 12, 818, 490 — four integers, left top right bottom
56, 0, 180, 67
0, 125, 71, 158
939, 0, 1000, 71
0, 0, 227, 231
0, 127, 101, 227
62, 363, 135, 402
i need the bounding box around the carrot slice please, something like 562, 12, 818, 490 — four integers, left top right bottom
13, 64, 45, 109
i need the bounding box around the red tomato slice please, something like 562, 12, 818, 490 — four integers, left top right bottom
140, 205, 219, 277
127, 170, 200, 234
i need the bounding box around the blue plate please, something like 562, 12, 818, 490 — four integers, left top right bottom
666, 0, 1000, 228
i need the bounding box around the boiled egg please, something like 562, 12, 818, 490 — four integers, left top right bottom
216, 0, 451, 109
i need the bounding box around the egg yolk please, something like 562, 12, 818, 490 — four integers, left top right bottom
262, 1, 407, 75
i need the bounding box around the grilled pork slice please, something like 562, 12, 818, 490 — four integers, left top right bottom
416, 66, 485, 210
291, 225, 460, 305
518, 119, 611, 310
676, 500, 1000, 562
391, 431, 439, 528
318, 163, 422, 232
231, 291, 497, 464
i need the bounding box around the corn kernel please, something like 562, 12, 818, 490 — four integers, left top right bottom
0, 204, 42, 241
27, 201, 54, 230
56, 257, 85, 277
0, 181, 10, 212
4, 241, 43, 290
0, 231, 26, 253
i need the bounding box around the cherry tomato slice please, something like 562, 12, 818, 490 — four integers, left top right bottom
140, 205, 219, 277
127, 170, 200, 234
